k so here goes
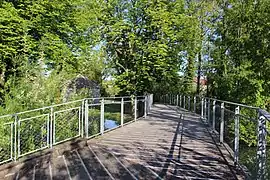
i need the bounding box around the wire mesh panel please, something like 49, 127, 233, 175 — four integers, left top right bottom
104, 102, 121, 131
237, 107, 260, 179
18, 114, 49, 157
238, 115, 258, 179
207, 100, 213, 125
214, 102, 222, 133
88, 104, 101, 137
223, 107, 236, 151
137, 99, 145, 119
0, 121, 13, 164
171, 95, 175, 105
195, 97, 202, 115
54, 107, 81, 144
165, 94, 169, 104
159, 95, 164, 104
189, 96, 194, 112
123, 100, 134, 124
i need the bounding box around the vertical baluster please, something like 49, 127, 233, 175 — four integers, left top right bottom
50, 107, 54, 147
85, 100, 89, 138
14, 114, 18, 161
208, 99, 211, 124
80, 100, 84, 138
201, 98, 204, 118
220, 102, 225, 143
188, 96, 191, 111
212, 100, 216, 130
121, 98, 124, 127
135, 96, 138, 120
17, 115, 20, 158
10, 123, 14, 161
194, 97, 196, 113
180, 95, 182, 107
204, 98, 207, 119
100, 98, 104, 135
234, 106, 240, 165
183, 96, 186, 109
144, 96, 147, 118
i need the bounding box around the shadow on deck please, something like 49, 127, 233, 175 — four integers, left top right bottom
0, 104, 245, 180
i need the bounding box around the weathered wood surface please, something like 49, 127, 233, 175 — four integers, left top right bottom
0, 104, 245, 180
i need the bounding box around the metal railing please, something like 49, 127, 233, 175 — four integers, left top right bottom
157, 94, 269, 180
0, 94, 153, 165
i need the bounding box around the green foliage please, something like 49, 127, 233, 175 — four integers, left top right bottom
0, 0, 103, 101
1, 0, 270, 168
100, 0, 197, 95
210, 0, 270, 109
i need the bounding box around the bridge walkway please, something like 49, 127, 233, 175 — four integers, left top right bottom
1, 104, 244, 180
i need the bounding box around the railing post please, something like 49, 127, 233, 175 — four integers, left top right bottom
80, 100, 84, 137
121, 98, 124, 127
149, 94, 152, 111
220, 102, 225, 143
176, 95, 179, 106
212, 100, 216, 130
180, 95, 182, 107
163, 95, 165, 104
208, 99, 211, 124
50, 107, 54, 147
10, 123, 14, 161
144, 96, 147, 118
100, 98, 104, 135
135, 96, 137, 120
85, 100, 89, 138
257, 113, 267, 180
201, 98, 204, 118
234, 106, 240, 166
170, 94, 172, 105
188, 96, 191, 111
204, 98, 207, 119
183, 96, 186, 109
14, 114, 18, 161
194, 97, 196, 113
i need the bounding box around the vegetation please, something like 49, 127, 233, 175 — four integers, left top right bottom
1, 0, 268, 109
1, 0, 270, 176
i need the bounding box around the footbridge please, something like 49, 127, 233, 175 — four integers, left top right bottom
0, 95, 269, 179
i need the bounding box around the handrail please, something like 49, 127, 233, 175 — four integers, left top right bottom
0, 95, 146, 119
0, 94, 154, 165
259, 109, 270, 120
197, 95, 259, 110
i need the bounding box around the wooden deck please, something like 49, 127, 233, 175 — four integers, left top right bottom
0, 104, 244, 180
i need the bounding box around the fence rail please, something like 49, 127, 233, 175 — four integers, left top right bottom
157, 94, 269, 180
0, 94, 153, 165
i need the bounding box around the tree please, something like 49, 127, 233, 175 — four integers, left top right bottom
101, 0, 200, 95
210, 0, 270, 108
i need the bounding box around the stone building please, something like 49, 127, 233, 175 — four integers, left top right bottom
63, 75, 100, 102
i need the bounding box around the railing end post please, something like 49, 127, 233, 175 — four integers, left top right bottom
257, 113, 267, 180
